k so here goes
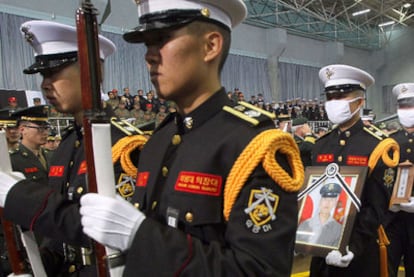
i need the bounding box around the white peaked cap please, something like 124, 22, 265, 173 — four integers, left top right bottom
393, 83, 414, 100
124, 0, 247, 43
319, 64, 375, 90
21, 20, 116, 74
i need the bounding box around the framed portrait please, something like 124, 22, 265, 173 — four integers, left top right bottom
295, 163, 368, 257
390, 160, 414, 206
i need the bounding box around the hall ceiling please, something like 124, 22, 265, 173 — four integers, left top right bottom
243, 0, 414, 50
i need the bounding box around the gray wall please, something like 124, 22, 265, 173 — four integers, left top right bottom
1, 0, 413, 118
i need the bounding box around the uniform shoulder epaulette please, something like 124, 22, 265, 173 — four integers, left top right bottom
223, 101, 276, 127
363, 124, 389, 140
111, 117, 144, 136
60, 125, 74, 139
9, 147, 19, 155
387, 128, 400, 136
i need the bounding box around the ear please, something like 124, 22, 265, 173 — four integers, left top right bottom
203, 31, 223, 63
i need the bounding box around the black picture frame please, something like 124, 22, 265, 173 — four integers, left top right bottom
295, 164, 368, 257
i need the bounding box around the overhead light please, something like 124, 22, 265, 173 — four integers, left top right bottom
352, 9, 371, 16
403, 3, 412, 8
378, 21, 395, 27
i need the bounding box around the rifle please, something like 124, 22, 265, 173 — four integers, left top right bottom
76, 1, 108, 276
0, 211, 28, 275
76, 1, 123, 276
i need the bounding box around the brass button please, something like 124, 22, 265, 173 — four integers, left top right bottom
185, 212, 194, 223
70, 161, 74, 167
32, 176, 37, 180
172, 135, 181, 145
338, 156, 343, 162
66, 182, 70, 187
134, 202, 140, 209
75, 140, 80, 148
407, 148, 412, 153
339, 140, 346, 146
162, 166, 168, 177
77, 187, 83, 194
151, 201, 157, 210
68, 264, 76, 273
409, 139, 413, 143
345, 131, 351, 137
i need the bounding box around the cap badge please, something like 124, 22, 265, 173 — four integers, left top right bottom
201, 8, 210, 18
21, 25, 34, 44
183, 117, 193, 129
325, 68, 334, 80
402, 86, 408, 93
134, 0, 141, 5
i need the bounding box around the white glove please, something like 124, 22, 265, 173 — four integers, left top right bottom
400, 197, 414, 213
0, 171, 25, 207
389, 204, 401, 212
80, 193, 145, 251
325, 247, 354, 268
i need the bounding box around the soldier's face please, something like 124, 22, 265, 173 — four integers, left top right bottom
319, 197, 337, 215
143, 23, 212, 103
20, 123, 49, 145
6, 127, 20, 144
40, 62, 82, 115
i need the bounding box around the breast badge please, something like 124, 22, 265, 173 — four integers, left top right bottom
116, 173, 135, 199
244, 187, 279, 233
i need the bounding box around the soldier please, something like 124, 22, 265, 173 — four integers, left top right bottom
10, 105, 53, 184
7, 97, 21, 114
292, 117, 315, 167
105, 89, 120, 111
310, 64, 398, 276
297, 182, 343, 247
33, 97, 42, 106
79, 0, 304, 276
277, 113, 292, 132
385, 83, 414, 277
0, 109, 19, 151
0, 20, 143, 276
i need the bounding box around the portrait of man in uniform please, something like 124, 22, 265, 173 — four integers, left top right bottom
296, 181, 343, 248
295, 165, 368, 257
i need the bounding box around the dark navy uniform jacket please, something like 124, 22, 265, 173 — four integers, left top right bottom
310, 120, 396, 277
4, 121, 136, 247
10, 143, 53, 184
124, 89, 299, 276
383, 129, 414, 277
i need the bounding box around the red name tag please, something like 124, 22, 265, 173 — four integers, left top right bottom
316, 154, 334, 163
136, 172, 150, 187
49, 166, 64, 177
25, 167, 38, 173
77, 160, 87, 175
347, 155, 368, 166
175, 171, 222, 196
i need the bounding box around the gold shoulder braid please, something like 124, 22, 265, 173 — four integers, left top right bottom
111, 117, 148, 177
112, 135, 148, 177
367, 137, 399, 175
223, 129, 304, 221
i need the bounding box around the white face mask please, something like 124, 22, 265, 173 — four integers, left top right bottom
325, 97, 362, 125
398, 109, 414, 128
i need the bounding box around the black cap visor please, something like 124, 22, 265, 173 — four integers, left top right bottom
398, 97, 414, 108
123, 9, 229, 43
23, 51, 78, 74
324, 84, 365, 100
